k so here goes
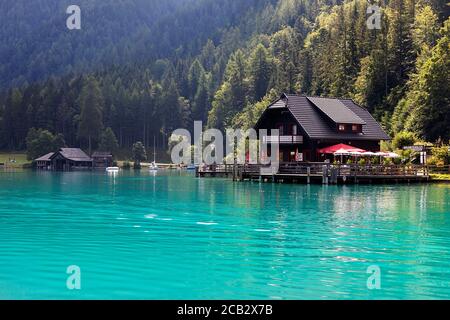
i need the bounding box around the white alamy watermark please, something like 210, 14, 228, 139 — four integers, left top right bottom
66, 265, 81, 290
366, 3, 382, 30
66, 5, 81, 30
170, 121, 280, 173
366, 265, 381, 290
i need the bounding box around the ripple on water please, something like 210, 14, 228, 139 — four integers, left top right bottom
0, 171, 449, 299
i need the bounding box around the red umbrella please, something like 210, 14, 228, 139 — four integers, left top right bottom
318, 143, 366, 154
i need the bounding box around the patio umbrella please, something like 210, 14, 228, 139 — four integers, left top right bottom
375, 152, 389, 156
375, 152, 389, 163
348, 151, 363, 163
334, 148, 352, 163
318, 143, 366, 154
385, 152, 400, 158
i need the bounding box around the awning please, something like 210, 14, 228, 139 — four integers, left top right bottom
318, 143, 366, 154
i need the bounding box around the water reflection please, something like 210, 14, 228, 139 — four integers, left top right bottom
1, 170, 449, 299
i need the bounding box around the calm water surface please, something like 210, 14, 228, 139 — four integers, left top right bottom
0, 170, 449, 299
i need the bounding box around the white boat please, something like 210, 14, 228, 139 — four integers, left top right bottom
149, 162, 158, 171
149, 136, 159, 172
106, 167, 120, 172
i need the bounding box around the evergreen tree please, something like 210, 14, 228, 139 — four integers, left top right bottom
77, 78, 104, 155
394, 19, 450, 141
98, 127, 119, 154
248, 44, 272, 102
132, 141, 147, 169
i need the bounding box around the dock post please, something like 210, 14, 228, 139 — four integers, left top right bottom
307, 167, 311, 184
322, 165, 329, 184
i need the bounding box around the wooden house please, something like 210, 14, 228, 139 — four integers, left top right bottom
254, 94, 390, 162
34, 148, 92, 170
92, 151, 113, 168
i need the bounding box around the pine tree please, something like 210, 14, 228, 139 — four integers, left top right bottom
77, 77, 104, 155
248, 44, 272, 102
188, 59, 205, 100
395, 18, 450, 141
98, 127, 119, 154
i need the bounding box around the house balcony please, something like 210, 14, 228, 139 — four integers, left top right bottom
262, 135, 303, 144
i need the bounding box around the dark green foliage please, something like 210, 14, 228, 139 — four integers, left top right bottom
0, 0, 448, 152
26, 128, 66, 160
98, 127, 119, 154
77, 78, 104, 155
132, 141, 147, 169
392, 131, 417, 150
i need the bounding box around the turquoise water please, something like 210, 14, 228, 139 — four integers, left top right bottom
0, 170, 449, 299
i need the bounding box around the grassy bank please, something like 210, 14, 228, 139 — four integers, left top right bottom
430, 174, 450, 182
0, 153, 30, 168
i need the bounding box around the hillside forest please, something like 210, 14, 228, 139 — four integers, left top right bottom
0, 0, 449, 160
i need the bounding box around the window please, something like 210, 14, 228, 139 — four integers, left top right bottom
338, 124, 346, 131
352, 124, 359, 132
275, 123, 284, 135
292, 124, 297, 135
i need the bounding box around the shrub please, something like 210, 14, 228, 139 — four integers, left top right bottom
392, 131, 417, 150
122, 161, 131, 169
429, 146, 449, 166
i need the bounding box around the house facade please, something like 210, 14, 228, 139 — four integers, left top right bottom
254, 94, 390, 162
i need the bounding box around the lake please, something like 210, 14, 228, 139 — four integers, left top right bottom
0, 170, 449, 299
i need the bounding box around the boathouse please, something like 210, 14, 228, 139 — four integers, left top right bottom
254, 94, 390, 162
34, 148, 93, 171
92, 151, 113, 168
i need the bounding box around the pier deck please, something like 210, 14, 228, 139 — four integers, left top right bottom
196, 163, 430, 184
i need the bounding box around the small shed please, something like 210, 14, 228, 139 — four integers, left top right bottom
92, 151, 113, 168
34, 152, 54, 170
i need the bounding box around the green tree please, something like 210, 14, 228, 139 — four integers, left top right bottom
412, 4, 440, 51
188, 59, 205, 99
98, 127, 119, 154
394, 19, 450, 141
26, 128, 66, 160
208, 50, 247, 130
132, 141, 147, 169
192, 72, 211, 124
248, 44, 272, 102
77, 78, 104, 155
392, 131, 417, 150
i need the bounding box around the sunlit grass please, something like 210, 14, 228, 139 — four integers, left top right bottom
0, 153, 30, 168
431, 174, 450, 181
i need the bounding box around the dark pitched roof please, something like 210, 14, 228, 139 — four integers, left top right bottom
52, 148, 92, 162
257, 94, 390, 141
306, 96, 366, 125
35, 152, 54, 161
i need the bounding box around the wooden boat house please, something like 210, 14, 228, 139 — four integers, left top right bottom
92, 152, 113, 168
34, 148, 93, 171
254, 94, 391, 162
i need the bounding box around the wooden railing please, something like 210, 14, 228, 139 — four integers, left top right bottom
262, 135, 304, 144
198, 162, 429, 177
427, 165, 450, 174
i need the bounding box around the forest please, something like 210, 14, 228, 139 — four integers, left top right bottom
0, 0, 449, 156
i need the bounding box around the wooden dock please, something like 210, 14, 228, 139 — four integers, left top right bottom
196, 163, 430, 184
